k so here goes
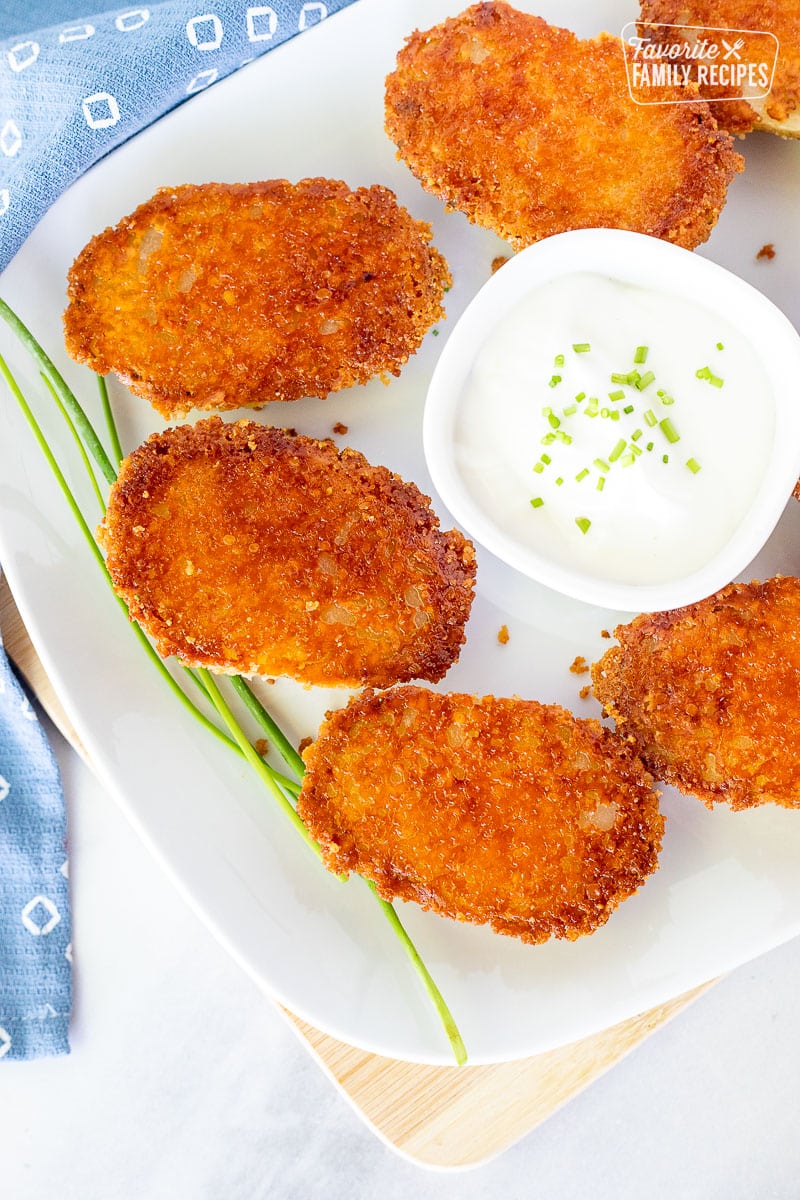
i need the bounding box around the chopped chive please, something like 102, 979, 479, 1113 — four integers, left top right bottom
646, 441, 654, 451
573, 343, 590, 353
575, 468, 590, 482
563, 403, 578, 416
608, 389, 625, 402
548, 412, 561, 429
549, 375, 562, 388
696, 366, 723, 387
533, 462, 544, 474
600, 407, 609, 418
542, 405, 553, 416
555, 476, 564, 486
554, 430, 573, 444
610, 372, 629, 385
643, 409, 657, 427
585, 397, 599, 417
530, 496, 544, 508
636, 371, 655, 390
627, 370, 641, 387
630, 443, 642, 457
620, 452, 637, 467
662, 453, 669, 464
660, 393, 675, 406
631, 428, 643, 441
575, 391, 586, 402
554, 353, 565, 367
610, 410, 620, 421
659, 417, 680, 444
686, 457, 702, 474
609, 438, 627, 463
633, 345, 649, 364
716, 342, 724, 351
593, 457, 610, 472
575, 516, 591, 535
596, 476, 606, 492
541, 453, 552, 465
432, 329, 439, 336
541, 432, 557, 445
623, 404, 634, 414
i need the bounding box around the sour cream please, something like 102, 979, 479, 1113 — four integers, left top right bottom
454, 272, 775, 587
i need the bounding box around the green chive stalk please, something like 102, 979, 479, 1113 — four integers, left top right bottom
0, 306, 466, 1063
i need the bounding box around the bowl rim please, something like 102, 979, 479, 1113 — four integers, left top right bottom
423, 228, 800, 612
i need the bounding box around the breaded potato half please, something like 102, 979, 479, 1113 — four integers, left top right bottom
64, 179, 451, 419
298, 687, 664, 944
639, 2, 800, 138
98, 419, 476, 688
592, 576, 800, 811
385, 2, 743, 250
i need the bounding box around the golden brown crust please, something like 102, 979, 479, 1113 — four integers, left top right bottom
298, 686, 664, 944
98, 418, 476, 687
64, 179, 451, 418
639, 1, 800, 136
385, 2, 743, 251
592, 576, 800, 811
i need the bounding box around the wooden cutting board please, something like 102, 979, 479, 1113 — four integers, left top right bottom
0, 575, 713, 1168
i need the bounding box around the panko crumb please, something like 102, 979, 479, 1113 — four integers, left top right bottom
332, 422, 349, 435
255, 738, 269, 757
601, 629, 611, 639
497, 624, 510, 645
298, 736, 313, 754
757, 243, 776, 260
570, 655, 589, 675
579, 684, 592, 700
491, 255, 509, 274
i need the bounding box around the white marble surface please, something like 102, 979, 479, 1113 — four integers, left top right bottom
2, 720, 800, 1199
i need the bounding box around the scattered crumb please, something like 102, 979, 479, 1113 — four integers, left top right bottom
255, 738, 269, 757
266, 677, 276, 685
491, 255, 509, 274
497, 624, 510, 645
332, 422, 348, 435
579, 684, 591, 700
756, 243, 776, 260
570, 655, 589, 675
601, 629, 611, 639
298, 736, 313, 754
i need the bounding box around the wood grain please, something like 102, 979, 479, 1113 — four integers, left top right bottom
0, 573, 713, 1167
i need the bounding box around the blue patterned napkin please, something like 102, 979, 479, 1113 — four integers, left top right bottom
0, 0, 360, 272
0, 598, 71, 1060
0, 0, 360, 1058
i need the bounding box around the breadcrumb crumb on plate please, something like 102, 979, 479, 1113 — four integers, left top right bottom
298, 686, 664, 944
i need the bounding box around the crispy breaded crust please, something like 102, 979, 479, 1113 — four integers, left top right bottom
385, 2, 743, 250
639, 1, 800, 137
98, 418, 475, 687
298, 687, 664, 944
64, 179, 451, 419
592, 576, 800, 811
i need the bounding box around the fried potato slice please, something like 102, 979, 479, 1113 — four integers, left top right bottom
639, 1, 800, 138
64, 179, 451, 419
592, 576, 800, 811
385, 2, 743, 250
298, 687, 664, 944
98, 419, 476, 688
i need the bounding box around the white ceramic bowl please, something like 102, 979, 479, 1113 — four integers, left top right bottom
424, 228, 800, 612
